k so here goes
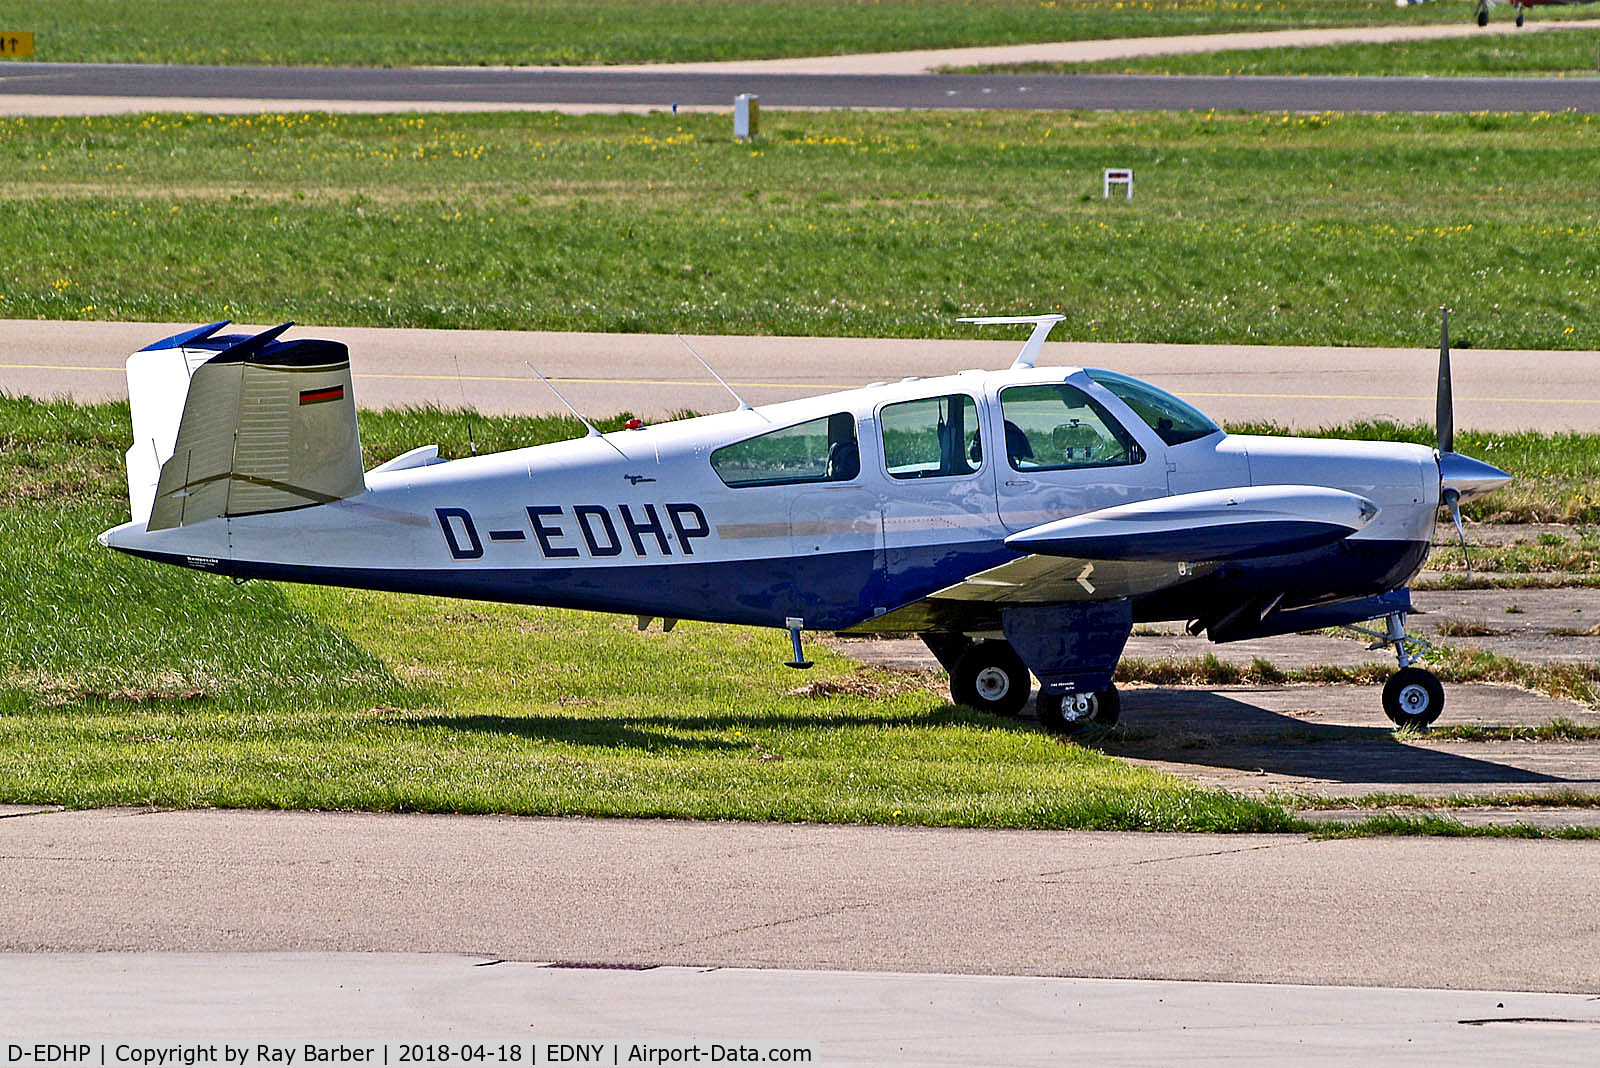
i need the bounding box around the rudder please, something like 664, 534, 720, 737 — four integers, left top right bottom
125, 321, 366, 531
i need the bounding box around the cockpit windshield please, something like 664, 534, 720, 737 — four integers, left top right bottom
1087, 369, 1221, 447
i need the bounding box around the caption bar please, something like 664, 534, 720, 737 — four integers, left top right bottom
5, 1046, 816, 1066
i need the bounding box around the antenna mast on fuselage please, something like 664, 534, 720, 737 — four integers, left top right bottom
957, 313, 1068, 370
676, 334, 757, 414
523, 360, 628, 458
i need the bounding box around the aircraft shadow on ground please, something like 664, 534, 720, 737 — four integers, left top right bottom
404, 707, 971, 751
1095, 689, 1562, 786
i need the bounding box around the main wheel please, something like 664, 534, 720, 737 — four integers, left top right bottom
951, 641, 1031, 717
1382, 667, 1444, 729
1037, 685, 1121, 735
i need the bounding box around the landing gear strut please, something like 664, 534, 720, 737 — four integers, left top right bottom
1037, 685, 1121, 735
1347, 611, 1444, 728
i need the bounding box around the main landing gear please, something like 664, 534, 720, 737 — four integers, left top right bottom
1348, 611, 1444, 729
944, 638, 1119, 734
1036, 686, 1120, 734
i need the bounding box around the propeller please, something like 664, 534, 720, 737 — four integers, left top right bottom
1433, 306, 1512, 578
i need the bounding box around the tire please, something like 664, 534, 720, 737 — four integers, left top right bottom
951, 641, 1031, 717
1382, 667, 1445, 729
1037, 685, 1121, 735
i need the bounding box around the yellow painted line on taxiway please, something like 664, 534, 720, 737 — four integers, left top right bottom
7, 363, 1599, 407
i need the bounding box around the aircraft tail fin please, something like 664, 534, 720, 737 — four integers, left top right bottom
124, 321, 366, 531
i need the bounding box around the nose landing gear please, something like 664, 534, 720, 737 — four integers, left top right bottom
1347, 611, 1444, 728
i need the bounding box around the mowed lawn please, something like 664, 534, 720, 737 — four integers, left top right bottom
2, 109, 1596, 348
0, 396, 1293, 830
5, 398, 1596, 832
972, 24, 1600, 77
10, 0, 1460, 67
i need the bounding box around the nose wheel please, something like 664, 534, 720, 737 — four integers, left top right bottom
1382, 667, 1445, 728
1347, 610, 1445, 728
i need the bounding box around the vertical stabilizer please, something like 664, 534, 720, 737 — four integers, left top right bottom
123, 322, 366, 531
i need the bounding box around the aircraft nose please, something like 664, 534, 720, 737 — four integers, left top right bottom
1439, 451, 1512, 503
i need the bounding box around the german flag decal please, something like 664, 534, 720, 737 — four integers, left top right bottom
299, 385, 345, 405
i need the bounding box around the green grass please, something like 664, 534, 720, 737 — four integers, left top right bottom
1120, 645, 1600, 707
973, 24, 1600, 77
11, 0, 1459, 67
2, 110, 1598, 349
1425, 536, 1600, 575
1309, 814, 1600, 839
7, 397, 1596, 835
0, 395, 1295, 830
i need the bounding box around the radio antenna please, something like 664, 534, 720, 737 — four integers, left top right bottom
448, 349, 477, 455
676, 334, 756, 414
523, 360, 628, 458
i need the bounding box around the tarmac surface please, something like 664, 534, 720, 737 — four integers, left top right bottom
5, 952, 1600, 1065
9, 318, 1600, 431
5, 21, 1600, 118
3, 807, 1598, 994
604, 20, 1600, 75
5, 62, 1599, 117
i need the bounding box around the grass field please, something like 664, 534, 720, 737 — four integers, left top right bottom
6, 396, 1594, 833
10, 0, 1458, 67
964, 23, 1600, 77
0, 395, 1299, 830
2, 110, 1597, 349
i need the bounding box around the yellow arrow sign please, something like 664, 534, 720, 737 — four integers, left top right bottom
0, 32, 34, 59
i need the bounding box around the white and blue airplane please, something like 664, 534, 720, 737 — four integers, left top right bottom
100, 313, 1510, 732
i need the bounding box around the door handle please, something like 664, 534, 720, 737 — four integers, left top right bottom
1005, 480, 1031, 487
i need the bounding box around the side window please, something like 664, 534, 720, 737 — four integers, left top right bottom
880, 394, 982, 480
710, 412, 859, 488
998, 383, 1143, 471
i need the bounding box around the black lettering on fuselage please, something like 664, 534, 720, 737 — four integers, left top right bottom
437, 503, 714, 562
525, 505, 579, 558
436, 507, 483, 560
574, 504, 623, 557
665, 502, 711, 556
619, 503, 672, 557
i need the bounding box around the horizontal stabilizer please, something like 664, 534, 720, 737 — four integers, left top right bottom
1005, 485, 1379, 563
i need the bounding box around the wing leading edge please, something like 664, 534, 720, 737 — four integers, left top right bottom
842, 485, 1379, 635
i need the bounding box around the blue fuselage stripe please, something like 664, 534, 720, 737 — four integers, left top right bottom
120, 535, 1429, 632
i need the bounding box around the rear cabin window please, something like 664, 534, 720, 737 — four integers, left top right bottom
1087, 369, 1220, 447
880, 394, 982, 480
710, 412, 860, 488
998, 383, 1142, 471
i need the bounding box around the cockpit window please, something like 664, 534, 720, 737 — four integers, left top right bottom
880, 394, 982, 480
998, 383, 1142, 471
710, 412, 859, 488
1087, 369, 1220, 447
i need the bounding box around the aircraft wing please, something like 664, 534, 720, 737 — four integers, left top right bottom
840, 485, 1378, 635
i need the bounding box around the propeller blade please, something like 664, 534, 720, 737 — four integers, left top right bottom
1436, 306, 1454, 455
1443, 488, 1473, 580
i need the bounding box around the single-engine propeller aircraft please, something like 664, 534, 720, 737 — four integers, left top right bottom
1399, 0, 1600, 28
100, 312, 1510, 732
